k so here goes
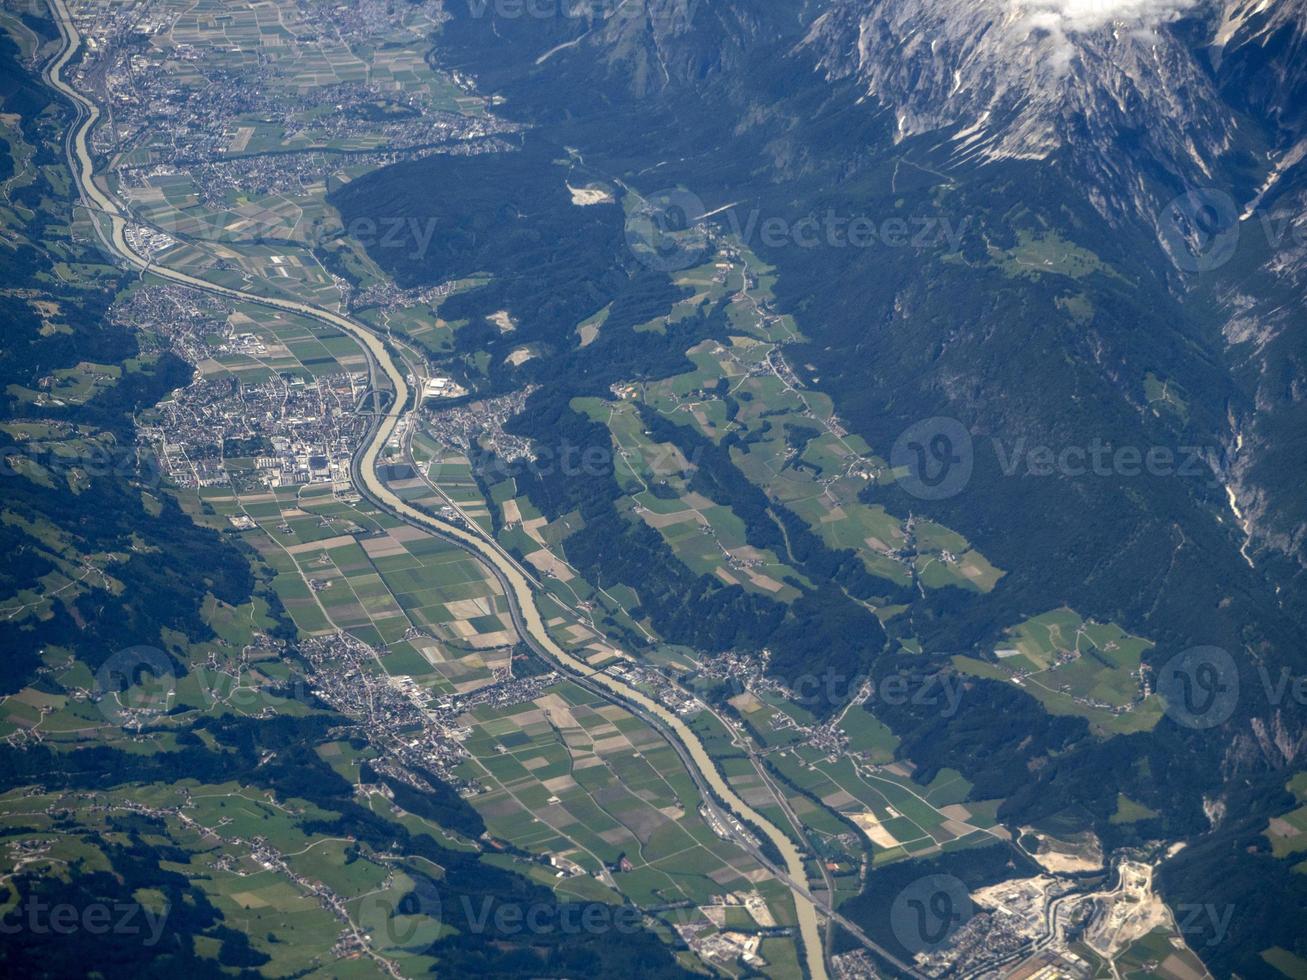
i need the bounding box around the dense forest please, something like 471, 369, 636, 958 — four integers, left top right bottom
346, 4, 1307, 973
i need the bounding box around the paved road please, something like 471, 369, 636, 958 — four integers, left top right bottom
40, 6, 929, 975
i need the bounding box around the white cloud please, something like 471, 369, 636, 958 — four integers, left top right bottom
1015, 0, 1203, 33
1012, 0, 1203, 69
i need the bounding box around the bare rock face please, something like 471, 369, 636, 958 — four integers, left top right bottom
799, 0, 1243, 215
1210, 0, 1307, 143
794, 0, 1307, 601
1205, 1, 1307, 595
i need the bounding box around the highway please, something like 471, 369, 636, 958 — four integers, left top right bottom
40, 4, 926, 975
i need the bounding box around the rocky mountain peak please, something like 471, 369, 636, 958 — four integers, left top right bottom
798, 0, 1245, 215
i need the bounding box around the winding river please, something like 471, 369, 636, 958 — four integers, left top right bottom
30, 3, 933, 975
